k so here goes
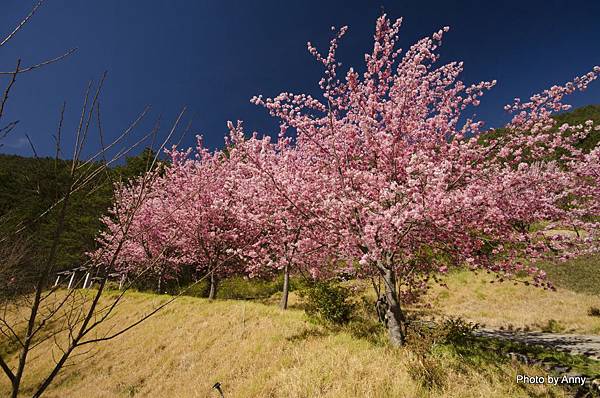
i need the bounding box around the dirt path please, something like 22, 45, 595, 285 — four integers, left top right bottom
477, 329, 600, 360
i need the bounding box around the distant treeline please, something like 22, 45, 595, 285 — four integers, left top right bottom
481, 104, 600, 154
0, 148, 159, 273
553, 105, 600, 152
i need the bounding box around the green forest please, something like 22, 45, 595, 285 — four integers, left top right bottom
0, 148, 158, 273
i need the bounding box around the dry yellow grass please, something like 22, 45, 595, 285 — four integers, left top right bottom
423, 270, 600, 334
0, 290, 567, 398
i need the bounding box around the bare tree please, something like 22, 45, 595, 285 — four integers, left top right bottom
0, 4, 257, 396
0, 3, 196, 397
0, 76, 160, 396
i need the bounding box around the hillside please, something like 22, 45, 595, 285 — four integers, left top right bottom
0, 149, 158, 272
1, 255, 599, 397
0, 291, 573, 398
422, 266, 600, 334
1, 104, 599, 397
553, 104, 600, 152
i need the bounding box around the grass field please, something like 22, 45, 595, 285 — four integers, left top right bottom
421, 269, 600, 334
540, 254, 600, 296
1, 254, 598, 397
0, 291, 573, 398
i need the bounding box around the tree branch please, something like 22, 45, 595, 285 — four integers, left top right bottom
0, 0, 44, 48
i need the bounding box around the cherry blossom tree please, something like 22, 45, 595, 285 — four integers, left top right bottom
250, 15, 600, 345
97, 136, 262, 298
95, 15, 599, 347
224, 125, 338, 309
166, 139, 260, 298
95, 168, 185, 293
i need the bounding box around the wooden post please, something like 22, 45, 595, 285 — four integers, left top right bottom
83, 272, 90, 289
119, 274, 125, 290
53, 275, 61, 287
67, 272, 76, 289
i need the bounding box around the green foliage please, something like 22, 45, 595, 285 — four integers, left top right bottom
0, 149, 162, 285
553, 104, 600, 152
113, 148, 161, 181
0, 154, 112, 270
179, 274, 302, 300
299, 281, 355, 325
216, 276, 281, 300
539, 319, 566, 333
539, 254, 600, 295
179, 279, 210, 297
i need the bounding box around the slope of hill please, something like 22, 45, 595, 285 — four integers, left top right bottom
478, 104, 600, 158
553, 104, 600, 152
0, 149, 158, 272
422, 266, 600, 334
0, 291, 574, 398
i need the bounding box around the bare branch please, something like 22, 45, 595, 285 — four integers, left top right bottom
0, 48, 77, 75
0, 0, 44, 48
0, 355, 15, 383
0, 121, 19, 145
0, 60, 21, 121
54, 102, 66, 163
25, 134, 38, 158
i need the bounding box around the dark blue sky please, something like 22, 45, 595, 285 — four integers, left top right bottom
1, 0, 600, 159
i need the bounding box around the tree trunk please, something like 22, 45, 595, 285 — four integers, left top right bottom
280, 262, 290, 310
381, 265, 407, 346
208, 273, 218, 300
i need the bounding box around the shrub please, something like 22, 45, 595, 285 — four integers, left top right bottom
299, 281, 355, 325
540, 319, 565, 333
588, 306, 600, 317
407, 317, 480, 355
216, 276, 282, 299
442, 317, 481, 344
